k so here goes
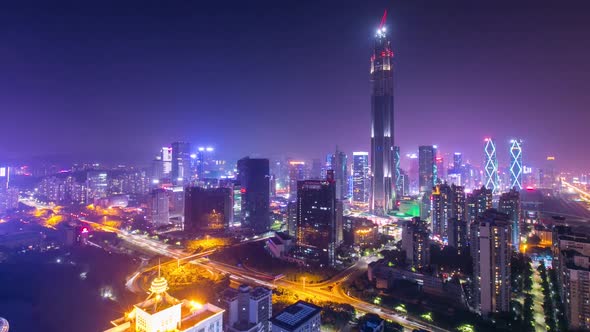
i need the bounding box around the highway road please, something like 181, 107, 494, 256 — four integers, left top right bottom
112, 229, 448, 332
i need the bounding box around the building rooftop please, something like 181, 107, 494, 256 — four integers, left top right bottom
179, 302, 224, 330
134, 293, 180, 315
270, 301, 321, 331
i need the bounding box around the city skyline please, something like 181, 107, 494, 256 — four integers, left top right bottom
1, 0, 589, 171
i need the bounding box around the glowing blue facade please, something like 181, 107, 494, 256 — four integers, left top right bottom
509, 139, 523, 190
484, 138, 499, 194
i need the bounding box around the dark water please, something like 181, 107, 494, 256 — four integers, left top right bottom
0, 247, 141, 332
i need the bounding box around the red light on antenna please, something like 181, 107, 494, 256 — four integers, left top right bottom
379, 9, 387, 29
240, 188, 246, 194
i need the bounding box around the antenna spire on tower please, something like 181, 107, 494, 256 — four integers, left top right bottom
379, 9, 387, 29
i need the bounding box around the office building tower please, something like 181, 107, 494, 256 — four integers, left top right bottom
401, 217, 431, 270
418, 145, 437, 193
232, 183, 242, 226
436, 155, 445, 182
237, 157, 270, 233
393, 146, 402, 197
540, 156, 557, 189
86, 171, 108, 202
148, 189, 170, 226
431, 183, 466, 241
483, 138, 499, 194
161, 147, 173, 177
509, 139, 523, 190
296, 171, 343, 266
287, 201, 297, 237
288, 161, 305, 201
184, 186, 232, 234
104, 274, 224, 332
466, 186, 493, 225
328, 149, 348, 200
196, 146, 215, 180
453, 153, 462, 174
552, 226, 590, 330
499, 189, 521, 250
270, 301, 321, 332
219, 285, 272, 332
310, 158, 322, 180
0, 166, 9, 190
352, 152, 370, 204
370, 15, 395, 216
472, 210, 511, 315
171, 141, 191, 184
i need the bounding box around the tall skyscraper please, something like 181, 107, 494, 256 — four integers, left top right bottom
296, 171, 343, 266
418, 145, 437, 193
148, 189, 170, 226
499, 189, 521, 250
393, 146, 402, 197
237, 157, 270, 233
329, 149, 348, 200
431, 183, 466, 241
509, 139, 523, 190
352, 152, 370, 204
472, 210, 511, 315
468, 186, 493, 257
453, 152, 462, 174
370, 14, 395, 216
196, 146, 214, 180
172, 141, 191, 184
483, 138, 499, 194
184, 186, 232, 234
401, 217, 431, 270
288, 161, 305, 201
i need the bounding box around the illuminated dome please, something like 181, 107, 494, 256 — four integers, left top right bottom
149, 276, 168, 294
0, 317, 8, 332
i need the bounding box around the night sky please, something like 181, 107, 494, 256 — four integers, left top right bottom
1, 0, 589, 171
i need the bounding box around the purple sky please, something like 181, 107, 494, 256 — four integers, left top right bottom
0, 0, 589, 171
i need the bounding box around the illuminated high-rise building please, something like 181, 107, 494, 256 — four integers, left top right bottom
288, 161, 305, 201
418, 145, 437, 193
431, 183, 466, 241
472, 210, 511, 315
184, 186, 232, 234
509, 139, 523, 190
171, 141, 191, 184
453, 153, 462, 174
237, 157, 270, 233
161, 147, 173, 176
196, 146, 215, 180
370, 12, 395, 215
352, 152, 370, 204
401, 217, 430, 270
296, 171, 343, 266
499, 189, 520, 250
148, 189, 170, 226
540, 156, 557, 189
329, 149, 348, 200
393, 146, 402, 197
483, 138, 499, 194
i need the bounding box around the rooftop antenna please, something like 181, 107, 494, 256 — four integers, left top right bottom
379, 9, 387, 29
